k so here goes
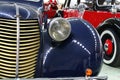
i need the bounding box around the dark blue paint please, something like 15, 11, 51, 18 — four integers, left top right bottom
0, 0, 43, 8
35, 18, 103, 77
0, 0, 42, 19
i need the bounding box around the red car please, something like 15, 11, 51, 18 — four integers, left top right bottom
83, 0, 120, 67
44, 0, 120, 67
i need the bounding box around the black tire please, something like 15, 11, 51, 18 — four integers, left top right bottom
100, 28, 120, 67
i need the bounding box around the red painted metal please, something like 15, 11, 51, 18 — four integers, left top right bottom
83, 10, 120, 28
63, 9, 120, 28
44, 0, 57, 18
104, 39, 113, 55
63, 9, 81, 18
50, 0, 52, 3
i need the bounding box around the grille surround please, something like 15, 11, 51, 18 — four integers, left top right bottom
0, 18, 40, 78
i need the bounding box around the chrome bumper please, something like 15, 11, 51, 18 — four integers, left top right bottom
0, 76, 108, 80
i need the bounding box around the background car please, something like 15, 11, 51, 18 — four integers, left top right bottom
83, 0, 120, 67
0, 0, 103, 79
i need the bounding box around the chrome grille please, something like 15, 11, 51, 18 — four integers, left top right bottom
0, 18, 40, 78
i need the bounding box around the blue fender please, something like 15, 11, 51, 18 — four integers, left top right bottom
35, 18, 103, 77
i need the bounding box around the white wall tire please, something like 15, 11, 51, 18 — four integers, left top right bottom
100, 28, 120, 67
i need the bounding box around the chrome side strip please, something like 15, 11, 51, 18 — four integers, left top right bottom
15, 3, 20, 78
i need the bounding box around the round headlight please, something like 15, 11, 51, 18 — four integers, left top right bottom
49, 18, 71, 42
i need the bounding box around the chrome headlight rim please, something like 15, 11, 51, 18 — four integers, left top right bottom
48, 17, 71, 42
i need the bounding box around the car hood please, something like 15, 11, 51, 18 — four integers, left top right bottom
0, 2, 41, 19
0, 0, 43, 8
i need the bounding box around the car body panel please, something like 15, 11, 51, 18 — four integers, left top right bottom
83, 10, 119, 28
0, 0, 43, 8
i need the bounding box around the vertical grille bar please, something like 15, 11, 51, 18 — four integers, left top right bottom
15, 3, 20, 78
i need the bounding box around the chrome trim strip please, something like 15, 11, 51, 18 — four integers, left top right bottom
15, 3, 20, 78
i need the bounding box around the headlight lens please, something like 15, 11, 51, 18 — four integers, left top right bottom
49, 18, 71, 42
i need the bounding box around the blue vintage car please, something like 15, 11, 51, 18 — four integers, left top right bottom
0, 0, 104, 79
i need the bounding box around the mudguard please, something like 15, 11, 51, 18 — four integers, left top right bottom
97, 18, 120, 34
35, 18, 103, 77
